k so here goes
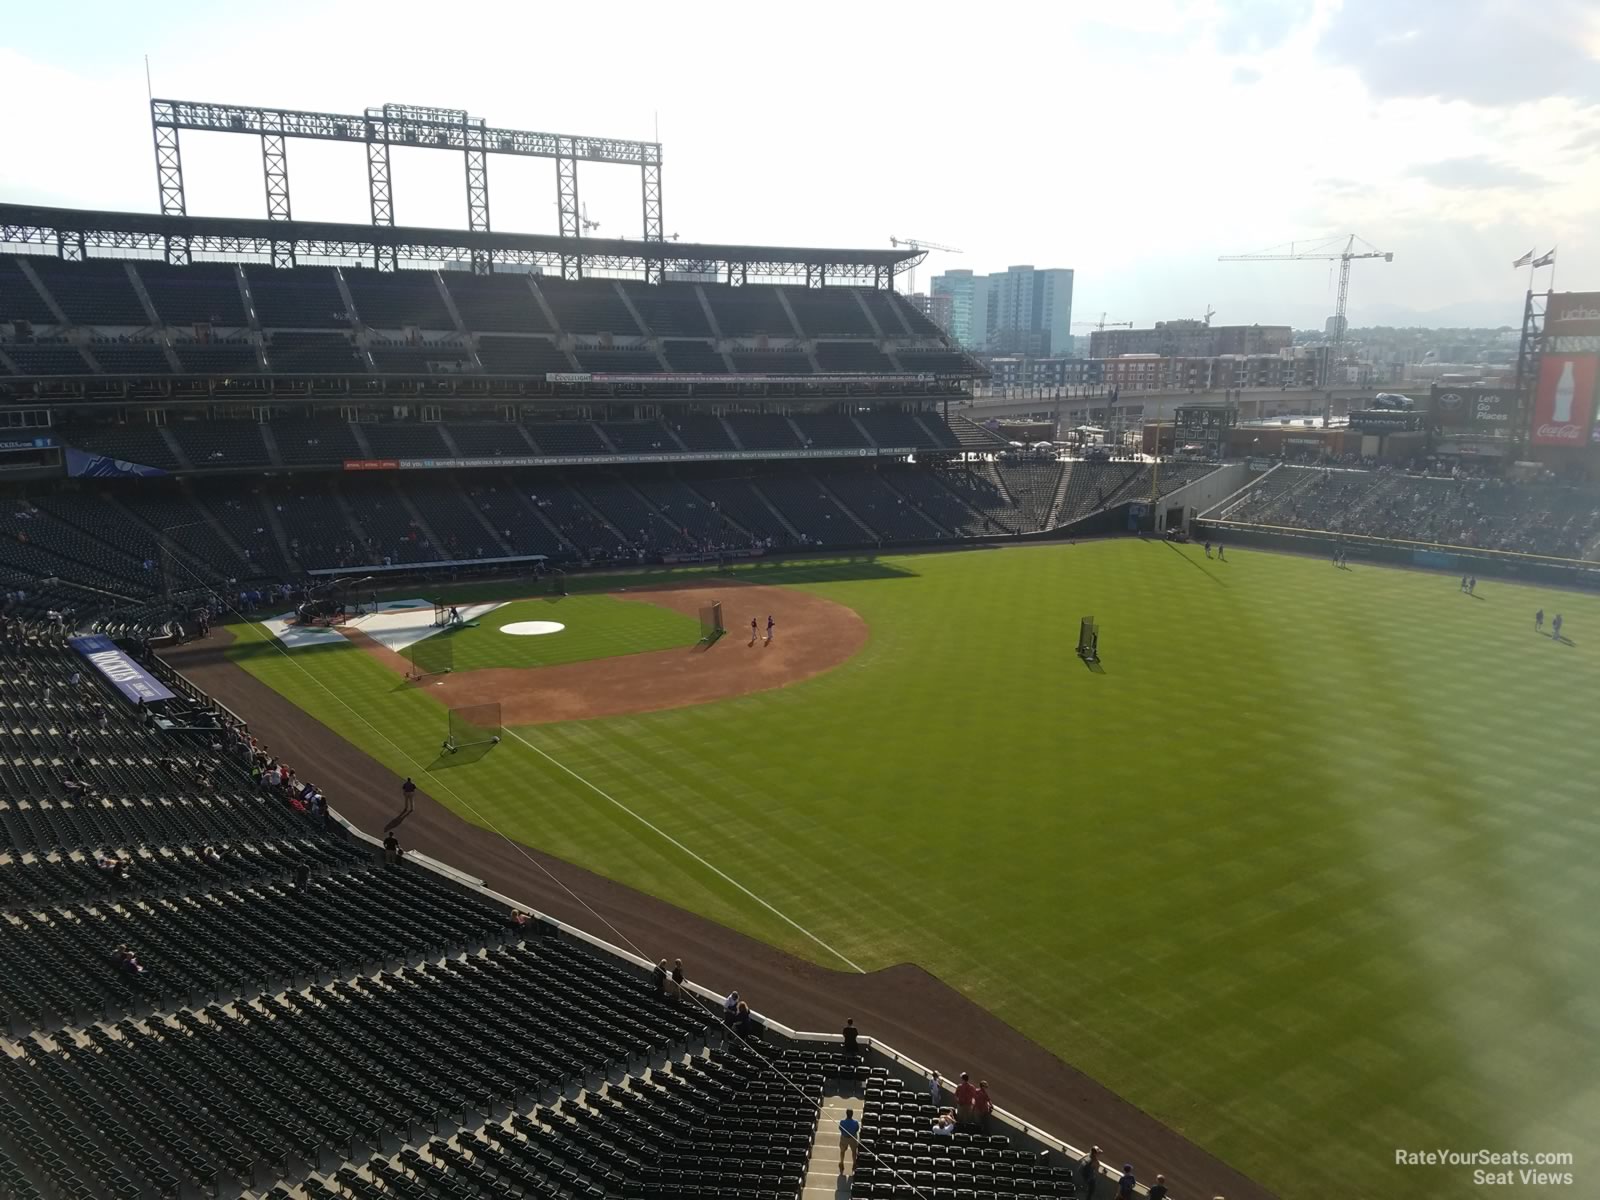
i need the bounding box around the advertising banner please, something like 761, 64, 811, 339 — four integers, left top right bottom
545, 371, 934, 385
342, 459, 401, 471
346, 446, 916, 472
0, 434, 56, 452
1530, 355, 1598, 446
68, 635, 176, 703
1545, 293, 1600, 340
1431, 387, 1521, 431
64, 447, 167, 478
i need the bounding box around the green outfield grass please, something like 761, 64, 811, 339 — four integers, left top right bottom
228, 541, 1600, 1200
439, 596, 699, 670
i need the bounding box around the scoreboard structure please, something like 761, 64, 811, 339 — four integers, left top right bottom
1174, 405, 1237, 458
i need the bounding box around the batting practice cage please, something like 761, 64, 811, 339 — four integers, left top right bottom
443, 703, 502, 755
698, 601, 725, 645
1076, 616, 1100, 663
406, 635, 454, 681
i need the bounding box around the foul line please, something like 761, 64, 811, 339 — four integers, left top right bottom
503, 725, 865, 974
150, 572, 932, 1198
161, 558, 865, 975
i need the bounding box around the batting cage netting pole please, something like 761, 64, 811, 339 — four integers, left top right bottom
697, 601, 725, 646
1076, 616, 1099, 663
406, 634, 454, 681
442, 703, 502, 754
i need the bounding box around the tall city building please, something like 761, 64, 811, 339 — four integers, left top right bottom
982, 266, 1075, 357
930, 270, 989, 350
930, 265, 1073, 354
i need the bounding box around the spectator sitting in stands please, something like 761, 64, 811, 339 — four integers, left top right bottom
723, 989, 739, 1020
113, 945, 144, 974
59, 773, 90, 796
509, 909, 530, 931
931, 1111, 956, 1136
201, 844, 223, 866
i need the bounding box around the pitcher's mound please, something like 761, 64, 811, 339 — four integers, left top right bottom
501, 621, 566, 636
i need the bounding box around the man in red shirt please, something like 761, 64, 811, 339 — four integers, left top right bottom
954, 1072, 978, 1127
973, 1079, 994, 1132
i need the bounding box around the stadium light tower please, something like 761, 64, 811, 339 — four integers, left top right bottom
149, 97, 664, 277
889, 236, 962, 295
1219, 234, 1393, 386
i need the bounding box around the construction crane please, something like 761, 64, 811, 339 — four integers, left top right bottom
1219, 234, 1392, 385
1071, 312, 1134, 332
889, 236, 962, 295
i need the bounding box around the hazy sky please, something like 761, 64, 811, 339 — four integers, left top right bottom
2, 0, 1596, 329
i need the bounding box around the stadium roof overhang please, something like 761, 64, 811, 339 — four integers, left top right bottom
0, 203, 924, 288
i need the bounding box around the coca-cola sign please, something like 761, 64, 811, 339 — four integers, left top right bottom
1537, 422, 1583, 441
1530, 354, 1598, 447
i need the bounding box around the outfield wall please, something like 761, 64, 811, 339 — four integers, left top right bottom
1198, 520, 1600, 591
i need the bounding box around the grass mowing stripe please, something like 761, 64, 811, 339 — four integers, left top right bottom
504, 722, 866, 974
231, 541, 1600, 1200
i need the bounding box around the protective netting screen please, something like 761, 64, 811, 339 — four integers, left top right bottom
407, 634, 454, 679
448, 703, 502, 748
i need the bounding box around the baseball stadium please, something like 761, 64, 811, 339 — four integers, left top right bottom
1, 94, 1597, 1200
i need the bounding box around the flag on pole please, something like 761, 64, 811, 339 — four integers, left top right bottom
1532, 248, 1556, 268
1513, 249, 1535, 267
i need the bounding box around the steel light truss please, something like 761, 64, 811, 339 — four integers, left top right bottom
152, 97, 666, 250
366, 135, 396, 271
150, 108, 190, 265
555, 144, 581, 280
463, 118, 492, 275
260, 133, 294, 269
641, 148, 664, 282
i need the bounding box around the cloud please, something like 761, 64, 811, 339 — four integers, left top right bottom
1564, 123, 1600, 152
1231, 66, 1263, 86
1407, 156, 1547, 190
1214, 0, 1315, 53
1318, 0, 1600, 105
1314, 177, 1376, 197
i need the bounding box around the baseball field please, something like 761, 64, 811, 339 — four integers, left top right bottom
221, 539, 1598, 1200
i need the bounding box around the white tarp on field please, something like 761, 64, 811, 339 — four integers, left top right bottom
263, 598, 506, 652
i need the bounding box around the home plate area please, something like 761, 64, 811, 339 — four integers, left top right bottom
265, 599, 507, 652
